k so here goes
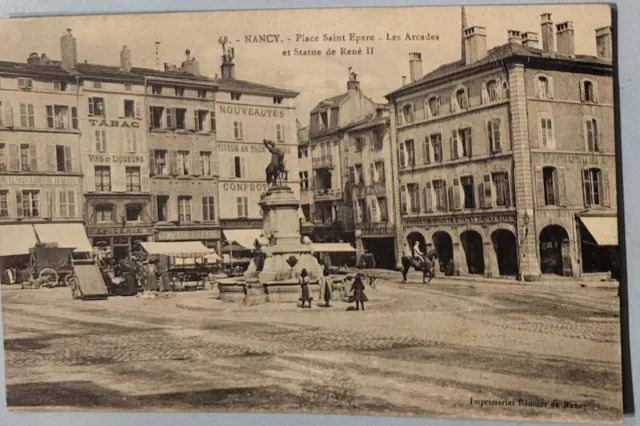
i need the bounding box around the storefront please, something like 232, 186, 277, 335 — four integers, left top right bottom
154, 228, 222, 252
577, 214, 619, 279
88, 225, 154, 260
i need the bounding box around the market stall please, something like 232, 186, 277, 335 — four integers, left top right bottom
140, 241, 217, 290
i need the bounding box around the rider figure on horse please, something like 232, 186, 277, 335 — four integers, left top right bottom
413, 241, 425, 267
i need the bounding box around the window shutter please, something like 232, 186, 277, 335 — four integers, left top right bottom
64, 146, 72, 172
597, 120, 604, 153
483, 173, 493, 208
210, 110, 216, 131
41, 190, 49, 218
118, 100, 125, 118
415, 185, 421, 213
149, 150, 157, 176
425, 182, 433, 212
548, 78, 555, 99
481, 82, 489, 104
601, 169, 611, 207
68, 191, 76, 218
504, 173, 511, 207
582, 168, 590, 207
151, 195, 158, 221
8, 144, 19, 171
580, 81, 586, 102
466, 129, 473, 158
46, 105, 54, 128
148, 106, 155, 128
47, 145, 56, 171
16, 191, 23, 217
30, 144, 38, 171
478, 180, 485, 209
593, 81, 599, 103
424, 100, 431, 119
557, 167, 567, 207
535, 167, 545, 207
450, 130, 458, 159
3, 101, 13, 127
192, 152, 201, 177
400, 185, 407, 214
59, 191, 67, 218
241, 157, 247, 178
442, 181, 449, 211
141, 172, 150, 192
453, 177, 461, 210
486, 120, 493, 153
170, 196, 179, 222
135, 101, 142, 119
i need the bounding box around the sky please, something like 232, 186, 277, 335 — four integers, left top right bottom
0, 4, 612, 124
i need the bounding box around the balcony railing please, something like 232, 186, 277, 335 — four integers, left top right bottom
353, 182, 386, 198
314, 188, 342, 200
312, 156, 334, 169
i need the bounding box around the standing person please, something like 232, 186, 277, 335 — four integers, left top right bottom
157, 255, 171, 292
350, 273, 367, 311
299, 268, 312, 308
319, 268, 333, 307
146, 259, 158, 291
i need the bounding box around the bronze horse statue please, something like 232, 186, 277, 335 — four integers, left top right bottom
401, 250, 437, 284
264, 139, 288, 186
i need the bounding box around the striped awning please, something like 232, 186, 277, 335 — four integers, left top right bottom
311, 243, 356, 253
141, 241, 214, 258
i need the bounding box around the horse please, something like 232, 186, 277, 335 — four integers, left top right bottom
400, 251, 437, 284
265, 162, 288, 187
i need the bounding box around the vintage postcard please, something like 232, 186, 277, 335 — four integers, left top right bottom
0, 4, 624, 423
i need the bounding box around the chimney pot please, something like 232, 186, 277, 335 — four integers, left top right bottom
463, 26, 488, 64
595, 26, 612, 60
507, 29, 522, 44
522, 31, 539, 48
540, 13, 555, 54
556, 21, 575, 56
401, 76, 407, 85
408, 52, 423, 82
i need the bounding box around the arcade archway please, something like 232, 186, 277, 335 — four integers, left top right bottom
539, 225, 570, 276
491, 229, 518, 276
432, 231, 453, 273
461, 230, 484, 275
406, 232, 426, 257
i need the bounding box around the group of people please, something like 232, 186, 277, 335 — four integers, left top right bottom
98, 254, 172, 295
298, 268, 367, 311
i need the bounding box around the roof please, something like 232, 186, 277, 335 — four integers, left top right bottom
214, 77, 298, 98
0, 60, 75, 78
386, 42, 613, 99
310, 92, 350, 113
350, 116, 389, 132
132, 66, 213, 83
78, 63, 144, 82
297, 125, 309, 145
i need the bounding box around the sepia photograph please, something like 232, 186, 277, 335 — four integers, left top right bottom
0, 4, 624, 423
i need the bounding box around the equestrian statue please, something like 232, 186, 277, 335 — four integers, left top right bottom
400, 243, 437, 284
264, 139, 288, 186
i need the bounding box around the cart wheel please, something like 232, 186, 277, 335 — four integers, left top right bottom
64, 273, 78, 288
39, 268, 59, 287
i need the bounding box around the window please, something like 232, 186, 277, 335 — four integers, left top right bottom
537, 76, 552, 99
20, 103, 35, 127
462, 176, 475, 209
455, 88, 468, 110
54, 81, 68, 91
583, 168, 602, 206
126, 204, 143, 221
276, 123, 285, 142
178, 196, 192, 221
378, 197, 388, 221
355, 137, 365, 152
176, 151, 190, 176
200, 152, 212, 176
124, 83, 132, 91
405, 139, 415, 167
174, 87, 185, 97
585, 118, 601, 152
58, 190, 76, 218
231, 92, 242, 101
582, 80, 596, 102
486, 80, 499, 102
375, 160, 385, 183
150, 106, 164, 129
320, 110, 329, 129
427, 96, 441, 117
197, 89, 207, 99
95, 166, 111, 191
94, 130, 108, 152
233, 121, 244, 140
151, 84, 162, 95
21, 190, 39, 217
71, 107, 78, 129
423, 137, 431, 164
300, 171, 309, 189
0, 144, 5, 171
0, 191, 8, 217
154, 150, 168, 175
202, 196, 215, 221
125, 130, 138, 152
487, 118, 502, 153
126, 167, 141, 191
407, 183, 420, 213
56, 145, 72, 172
195, 110, 209, 131
402, 104, 414, 124
166, 108, 187, 130
430, 133, 443, 162
452, 127, 472, 159
273, 96, 283, 104
88, 97, 105, 117
95, 204, 113, 223
236, 196, 249, 217
124, 100, 136, 118
156, 196, 169, 221
373, 129, 384, 150
19, 144, 31, 171
543, 167, 558, 206
46, 105, 70, 129
233, 156, 246, 178
17, 77, 33, 90
356, 199, 367, 223
539, 115, 555, 149
210, 109, 216, 131
93, 81, 102, 89
433, 180, 447, 212
492, 172, 510, 207
354, 164, 364, 185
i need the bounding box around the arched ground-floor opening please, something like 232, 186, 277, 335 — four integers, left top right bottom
460, 230, 484, 275
362, 237, 396, 270
406, 232, 426, 258
491, 229, 519, 276
539, 225, 571, 276
432, 231, 453, 274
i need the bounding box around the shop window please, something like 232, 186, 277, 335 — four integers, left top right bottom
0, 191, 8, 218
126, 204, 143, 222
156, 196, 169, 222
95, 204, 113, 223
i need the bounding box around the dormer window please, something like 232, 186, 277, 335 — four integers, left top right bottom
427, 96, 440, 118
487, 80, 498, 102
17, 78, 33, 91
151, 84, 162, 95
124, 83, 133, 91
320, 110, 329, 129
54, 81, 68, 91
402, 104, 414, 124
455, 88, 468, 110
93, 81, 102, 89
174, 87, 185, 97
231, 92, 242, 101
355, 137, 365, 152
197, 89, 207, 99
273, 96, 283, 104
581, 79, 598, 103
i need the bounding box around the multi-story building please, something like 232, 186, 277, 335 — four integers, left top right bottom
213, 47, 299, 248
345, 106, 398, 269
141, 51, 219, 251
297, 120, 312, 222
386, 11, 615, 280
308, 71, 377, 243
0, 32, 92, 274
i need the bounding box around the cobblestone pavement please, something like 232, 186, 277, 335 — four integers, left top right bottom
0, 276, 623, 422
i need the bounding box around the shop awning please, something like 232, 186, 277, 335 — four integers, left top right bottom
223, 229, 263, 250
0, 225, 38, 256
33, 223, 94, 253
311, 243, 356, 253
579, 216, 619, 246
141, 241, 213, 258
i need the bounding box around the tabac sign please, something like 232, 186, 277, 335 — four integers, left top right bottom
89, 119, 140, 128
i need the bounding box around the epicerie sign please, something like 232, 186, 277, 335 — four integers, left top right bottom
219, 105, 285, 118
88, 154, 145, 164
222, 182, 269, 192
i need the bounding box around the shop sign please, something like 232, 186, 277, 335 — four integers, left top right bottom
217, 143, 291, 154
0, 175, 79, 186
88, 226, 153, 236
156, 229, 221, 241
219, 105, 285, 118
403, 212, 516, 228
87, 154, 145, 164
89, 119, 140, 128
222, 182, 269, 192
220, 219, 262, 228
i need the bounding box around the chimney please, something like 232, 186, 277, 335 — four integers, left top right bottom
347, 69, 360, 92
522, 31, 539, 48
180, 49, 201, 75
60, 28, 77, 70
401, 76, 407, 86
540, 13, 555, 54
220, 47, 235, 79
120, 45, 132, 72
408, 52, 423, 82
507, 29, 522, 44
27, 52, 40, 65
463, 26, 488, 64
556, 21, 575, 56
595, 26, 612, 60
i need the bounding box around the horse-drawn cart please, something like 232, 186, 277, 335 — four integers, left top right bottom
22, 243, 78, 289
